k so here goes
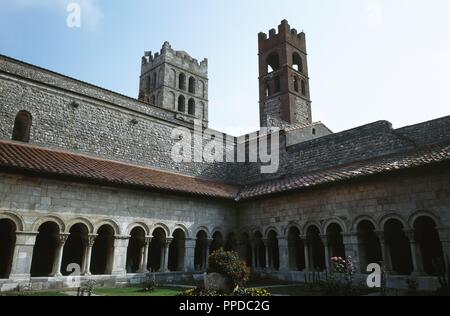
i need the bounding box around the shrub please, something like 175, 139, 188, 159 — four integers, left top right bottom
142, 274, 157, 293
178, 286, 225, 297
233, 287, 271, 297
208, 249, 250, 287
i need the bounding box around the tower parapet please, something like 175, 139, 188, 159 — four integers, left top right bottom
258, 20, 311, 128
139, 42, 209, 126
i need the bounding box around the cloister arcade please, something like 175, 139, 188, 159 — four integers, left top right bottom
0, 212, 447, 281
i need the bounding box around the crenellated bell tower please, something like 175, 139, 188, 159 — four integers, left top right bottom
258, 20, 312, 128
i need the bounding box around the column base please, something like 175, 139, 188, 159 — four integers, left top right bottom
8, 274, 31, 280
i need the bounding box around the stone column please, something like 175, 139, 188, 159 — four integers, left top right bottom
376, 231, 393, 273
262, 239, 270, 271
404, 229, 424, 275
342, 232, 361, 273
278, 237, 289, 272
112, 235, 129, 276
9, 231, 38, 280
162, 237, 173, 272
321, 235, 331, 272
437, 227, 450, 260
205, 239, 212, 269
51, 233, 70, 277
251, 241, 257, 269
301, 236, 310, 272
83, 234, 97, 276
138, 237, 152, 273
184, 238, 196, 272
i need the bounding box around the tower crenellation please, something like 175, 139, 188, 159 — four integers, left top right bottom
139, 42, 209, 126
258, 20, 311, 128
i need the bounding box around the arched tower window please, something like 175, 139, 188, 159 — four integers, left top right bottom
12, 110, 32, 143
292, 52, 303, 72
265, 84, 271, 97
293, 77, 299, 92
188, 98, 195, 115
151, 95, 156, 105
178, 95, 186, 112
152, 73, 157, 88
301, 80, 306, 96
179, 73, 186, 90
188, 77, 196, 94
266, 52, 280, 73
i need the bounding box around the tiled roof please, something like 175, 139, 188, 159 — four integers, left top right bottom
238, 142, 450, 200
0, 140, 239, 199
0, 140, 449, 201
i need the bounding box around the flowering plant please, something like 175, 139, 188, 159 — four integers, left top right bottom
208, 249, 250, 288
330, 256, 355, 291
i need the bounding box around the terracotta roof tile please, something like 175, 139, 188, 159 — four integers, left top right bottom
0, 140, 449, 201
0, 140, 239, 199
238, 142, 450, 200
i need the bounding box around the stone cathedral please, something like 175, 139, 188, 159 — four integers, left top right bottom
0, 20, 449, 292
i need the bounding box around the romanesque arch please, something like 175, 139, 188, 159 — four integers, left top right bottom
12, 110, 32, 143
91, 224, 115, 275
240, 232, 252, 267
65, 217, 94, 234
267, 230, 279, 270
356, 220, 382, 273
306, 225, 325, 272
149, 227, 166, 272
94, 219, 120, 236
168, 228, 185, 271
32, 216, 65, 233
30, 221, 60, 277
0, 218, 16, 279
126, 222, 150, 236
326, 223, 346, 259
61, 223, 89, 276
384, 218, 413, 275
413, 216, 444, 275
126, 226, 145, 273
288, 226, 305, 271
252, 231, 266, 269
194, 230, 208, 271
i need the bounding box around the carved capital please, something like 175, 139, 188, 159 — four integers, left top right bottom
58, 233, 70, 246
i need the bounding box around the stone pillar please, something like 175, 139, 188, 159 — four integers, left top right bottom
112, 236, 129, 276
51, 233, 70, 277
9, 231, 38, 279
205, 239, 212, 269
262, 239, 270, 271
404, 229, 424, 275
301, 236, 310, 272
321, 235, 331, 272
138, 237, 152, 273
83, 234, 97, 276
251, 241, 257, 269
376, 231, 393, 273
162, 237, 173, 272
342, 232, 361, 273
278, 237, 289, 272
184, 238, 196, 272
437, 227, 450, 260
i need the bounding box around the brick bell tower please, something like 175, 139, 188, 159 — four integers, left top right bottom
258, 20, 312, 128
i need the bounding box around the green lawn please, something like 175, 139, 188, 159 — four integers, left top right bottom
93, 286, 187, 296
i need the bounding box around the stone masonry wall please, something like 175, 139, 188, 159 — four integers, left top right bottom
0, 172, 236, 239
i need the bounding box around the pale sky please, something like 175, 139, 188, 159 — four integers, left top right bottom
1, 0, 449, 136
